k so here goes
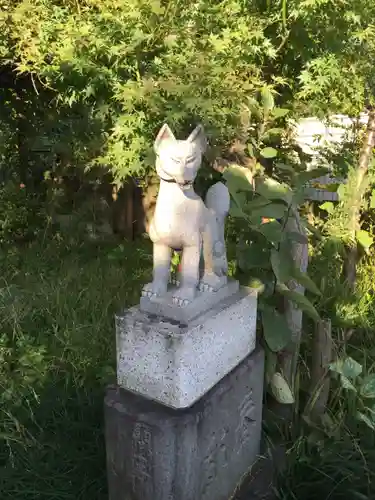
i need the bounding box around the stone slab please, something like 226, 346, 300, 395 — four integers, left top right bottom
105, 346, 264, 500
139, 279, 240, 323
116, 286, 258, 409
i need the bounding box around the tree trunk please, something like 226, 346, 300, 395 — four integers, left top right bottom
345, 109, 375, 290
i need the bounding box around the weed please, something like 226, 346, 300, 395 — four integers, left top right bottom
0, 238, 152, 500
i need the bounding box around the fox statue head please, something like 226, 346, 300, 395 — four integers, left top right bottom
154, 124, 207, 188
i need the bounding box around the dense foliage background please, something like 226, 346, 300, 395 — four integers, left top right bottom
1, 1, 375, 499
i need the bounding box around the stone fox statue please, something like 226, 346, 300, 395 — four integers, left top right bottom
142, 124, 230, 306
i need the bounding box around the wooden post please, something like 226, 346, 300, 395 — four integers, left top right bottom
306, 318, 333, 419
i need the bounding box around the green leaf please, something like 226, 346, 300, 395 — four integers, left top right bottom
247, 278, 265, 293
150, 0, 165, 14
243, 196, 272, 212
319, 201, 334, 214
247, 144, 255, 157
250, 202, 287, 220
229, 205, 246, 219
272, 108, 289, 118
356, 411, 375, 430
260, 147, 278, 159
276, 285, 320, 321
265, 349, 277, 385
292, 267, 321, 296
329, 357, 362, 380
265, 128, 284, 136
370, 191, 375, 209
261, 307, 292, 352
256, 220, 283, 244
294, 167, 330, 186
340, 375, 357, 392
271, 248, 293, 284
261, 87, 275, 112
224, 165, 254, 192
275, 162, 295, 173
237, 244, 270, 270
324, 183, 340, 193
255, 177, 292, 204
270, 372, 295, 404
229, 190, 249, 216
356, 229, 373, 252
360, 374, 375, 398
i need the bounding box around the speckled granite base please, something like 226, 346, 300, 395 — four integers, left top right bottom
116, 287, 257, 409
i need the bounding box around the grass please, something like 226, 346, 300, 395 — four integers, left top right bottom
270, 244, 375, 500
2, 235, 375, 500
275, 426, 375, 500
0, 237, 152, 500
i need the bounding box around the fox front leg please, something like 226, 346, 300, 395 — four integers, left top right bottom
172, 242, 201, 306
142, 243, 171, 298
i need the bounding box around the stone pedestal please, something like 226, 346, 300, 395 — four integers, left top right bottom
105, 346, 264, 500
116, 285, 257, 409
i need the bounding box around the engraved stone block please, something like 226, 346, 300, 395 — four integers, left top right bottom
105, 346, 264, 500
116, 286, 257, 409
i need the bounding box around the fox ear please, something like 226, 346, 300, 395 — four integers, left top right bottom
187, 124, 207, 154
154, 124, 176, 153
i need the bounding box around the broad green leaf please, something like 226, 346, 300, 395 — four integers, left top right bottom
275, 162, 295, 173
360, 374, 375, 398
229, 189, 248, 215
370, 191, 375, 209
271, 248, 293, 283
247, 144, 255, 157
243, 196, 272, 211
356, 229, 373, 252
270, 372, 295, 404
356, 411, 375, 430
265, 349, 277, 385
261, 87, 275, 112
319, 201, 334, 214
237, 245, 270, 270
277, 285, 320, 321
329, 357, 362, 380
324, 183, 340, 193
255, 177, 292, 204
294, 167, 330, 186
150, 0, 165, 15
292, 190, 308, 206
247, 278, 265, 293
265, 128, 284, 136
223, 165, 254, 192
340, 375, 357, 392
250, 202, 287, 220
272, 108, 289, 118
229, 205, 246, 219
261, 307, 292, 352
256, 220, 283, 244
292, 267, 321, 296
260, 147, 278, 159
